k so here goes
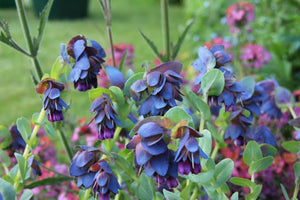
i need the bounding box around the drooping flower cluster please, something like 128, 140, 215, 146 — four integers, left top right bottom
226, 2, 254, 30
66, 35, 106, 91
240, 43, 272, 69
36, 78, 69, 122
69, 146, 120, 200
107, 43, 135, 68
90, 93, 122, 140
127, 119, 207, 189
130, 62, 183, 116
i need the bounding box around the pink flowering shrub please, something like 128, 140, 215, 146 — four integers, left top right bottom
226, 2, 254, 31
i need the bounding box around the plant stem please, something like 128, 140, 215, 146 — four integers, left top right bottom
190, 187, 198, 200
113, 126, 122, 141
56, 128, 73, 163
288, 106, 297, 119
15, 0, 43, 81
83, 188, 91, 200
292, 178, 299, 200
161, 0, 170, 61
251, 173, 255, 183
199, 95, 208, 133
13, 108, 46, 190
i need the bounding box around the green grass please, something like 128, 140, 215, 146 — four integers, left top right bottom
0, 0, 192, 126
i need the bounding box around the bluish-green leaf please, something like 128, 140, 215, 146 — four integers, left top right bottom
0, 125, 12, 149
42, 122, 56, 139
88, 88, 112, 101
24, 176, 73, 189
0, 149, 11, 167
124, 72, 144, 97
164, 106, 194, 127
16, 117, 31, 143
280, 184, 290, 200
163, 189, 183, 200
14, 153, 26, 182
20, 189, 33, 200
50, 56, 62, 80
198, 129, 212, 156
118, 49, 128, 72
185, 158, 215, 184
230, 177, 256, 189
187, 91, 211, 120
239, 76, 255, 100
260, 143, 277, 157
213, 158, 234, 189
282, 140, 300, 153
109, 86, 125, 104
294, 162, 300, 180
243, 141, 263, 166
136, 173, 154, 200
248, 156, 274, 174
139, 30, 166, 62
231, 192, 239, 200
0, 178, 16, 200
246, 185, 262, 200
201, 69, 225, 96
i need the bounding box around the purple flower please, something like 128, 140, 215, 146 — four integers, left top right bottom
91, 161, 121, 200
90, 93, 122, 140
240, 43, 271, 69
193, 45, 230, 85
67, 35, 106, 91
130, 62, 183, 116
28, 155, 42, 178
245, 126, 276, 146
226, 2, 254, 28
36, 78, 69, 122
6, 125, 26, 153
69, 146, 102, 188
174, 126, 207, 175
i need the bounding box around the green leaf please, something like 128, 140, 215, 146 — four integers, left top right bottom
14, 153, 26, 182
198, 129, 212, 156
16, 117, 31, 143
20, 189, 33, 200
282, 140, 300, 153
0, 125, 12, 149
0, 149, 11, 167
139, 30, 166, 62
243, 141, 263, 167
171, 19, 194, 60
280, 184, 290, 200
164, 106, 194, 127
0, 178, 16, 200
24, 176, 73, 189
185, 158, 215, 184
294, 162, 300, 180
136, 173, 154, 200
230, 177, 256, 189
50, 56, 62, 80
275, 86, 294, 108
42, 122, 56, 139
231, 192, 239, 200
246, 185, 262, 200
239, 76, 255, 100
187, 91, 211, 120
118, 48, 128, 72
163, 189, 183, 200
201, 69, 225, 96
213, 158, 234, 189
123, 72, 144, 97
35, 0, 54, 52
109, 86, 125, 104
248, 156, 274, 174
260, 143, 277, 157
88, 88, 112, 101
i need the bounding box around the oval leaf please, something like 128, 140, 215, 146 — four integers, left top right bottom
248, 156, 274, 174
164, 107, 194, 128
282, 140, 300, 153
201, 69, 225, 96
243, 141, 263, 166
124, 72, 144, 97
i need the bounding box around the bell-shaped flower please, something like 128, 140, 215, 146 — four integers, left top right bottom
174, 126, 207, 175
36, 78, 69, 122
7, 125, 26, 153
28, 155, 42, 178
91, 160, 121, 200
67, 35, 106, 91
245, 126, 276, 146
90, 93, 122, 140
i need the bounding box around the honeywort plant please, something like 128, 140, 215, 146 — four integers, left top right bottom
0, 0, 299, 200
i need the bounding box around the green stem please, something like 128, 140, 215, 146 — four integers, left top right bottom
161, 0, 170, 61
190, 187, 198, 200
288, 106, 297, 119
83, 188, 91, 200
15, 0, 43, 80
14, 108, 46, 190
113, 126, 122, 141
251, 173, 255, 183
56, 128, 73, 163
211, 131, 224, 159
199, 95, 208, 133
293, 179, 299, 200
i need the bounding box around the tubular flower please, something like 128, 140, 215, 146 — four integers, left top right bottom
240, 43, 271, 69
7, 125, 26, 153
130, 62, 183, 116
36, 78, 69, 122
174, 126, 207, 175
28, 155, 42, 178
192, 45, 230, 85
226, 2, 254, 28
67, 35, 106, 91
126, 121, 179, 189
69, 146, 102, 188
90, 93, 122, 140
91, 161, 121, 200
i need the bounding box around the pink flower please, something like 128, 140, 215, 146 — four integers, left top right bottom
240, 43, 271, 69
226, 2, 255, 28
107, 43, 135, 68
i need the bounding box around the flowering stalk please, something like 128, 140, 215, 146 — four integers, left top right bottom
13, 108, 46, 189
161, 0, 170, 61
15, 0, 45, 81
56, 128, 73, 163
199, 95, 208, 133
98, 0, 116, 67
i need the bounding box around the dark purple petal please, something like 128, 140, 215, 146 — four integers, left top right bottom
97, 172, 109, 187
147, 71, 162, 87
108, 174, 121, 194
185, 137, 199, 153
78, 172, 96, 188
76, 151, 95, 168
161, 83, 173, 100
138, 122, 163, 137
70, 158, 87, 176
141, 139, 167, 155
89, 39, 106, 58
98, 161, 113, 174
90, 98, 105, 112
136, 143, 152, 165
131, 80, 147, 93
150, 152, 169, 176
151, 61, 182, 74
225, 124, 243, 140
106, 65, 126, 89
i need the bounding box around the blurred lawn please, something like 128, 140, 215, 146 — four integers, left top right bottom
0, 0, 190, 126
